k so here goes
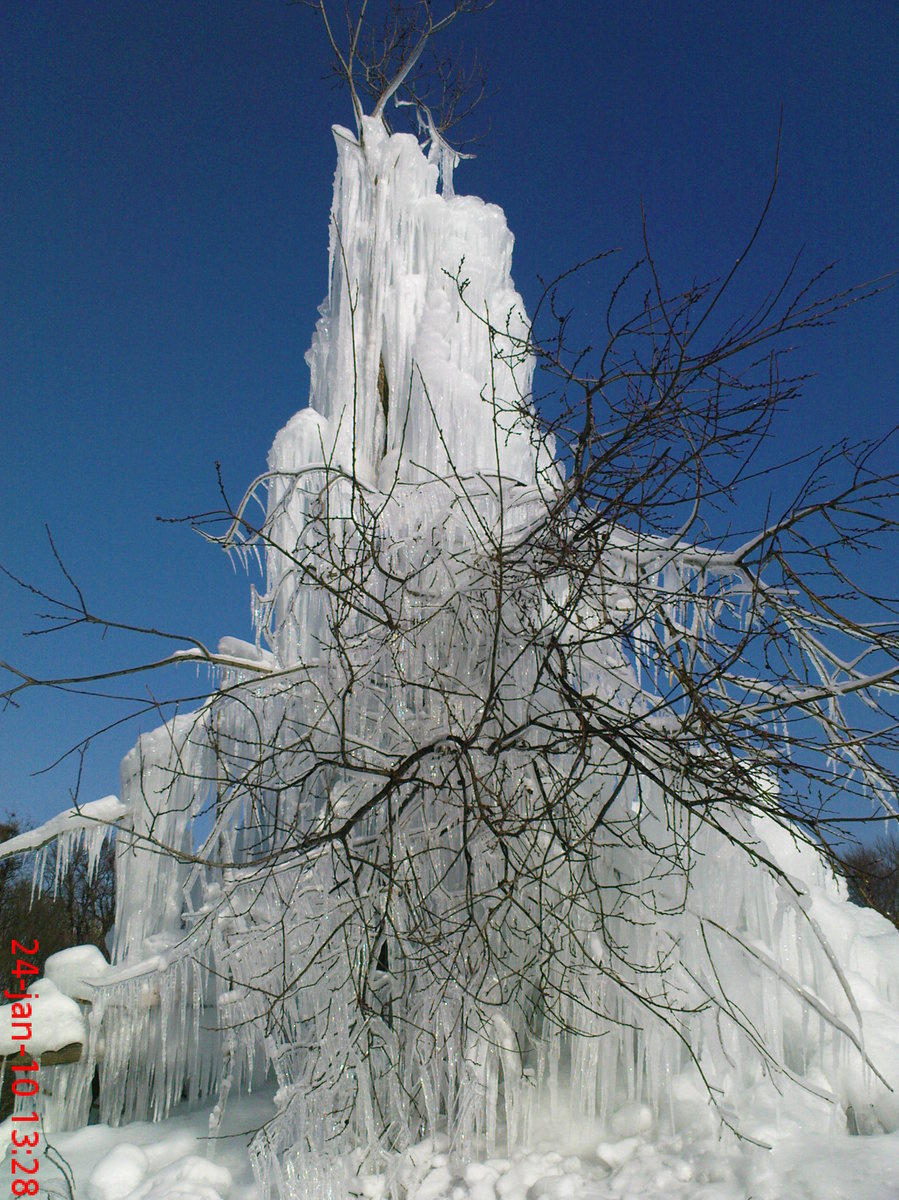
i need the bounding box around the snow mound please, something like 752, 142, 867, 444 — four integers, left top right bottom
88, 1144, 151, 1200
88, 1147, 232, 1200
0, 977, 86, 1058
363, 1133, 735, 1200
45, 944, 112, 1001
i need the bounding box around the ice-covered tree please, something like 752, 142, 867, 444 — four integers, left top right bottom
2, 5, 899, 1198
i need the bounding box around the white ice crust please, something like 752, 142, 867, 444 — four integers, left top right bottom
0, 978, 86, 1058
44, 945, 112, 1001
0, 796, 126, 860
87, 1146, 232, 1200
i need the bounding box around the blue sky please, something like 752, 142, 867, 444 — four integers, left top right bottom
1, 2, 896, 825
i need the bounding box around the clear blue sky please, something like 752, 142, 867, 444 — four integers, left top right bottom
1, 2, 896, 825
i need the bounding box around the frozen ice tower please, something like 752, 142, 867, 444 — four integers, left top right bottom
5, 113, 899, 1200
296, 117, 544, 487
263, 115, 556, 666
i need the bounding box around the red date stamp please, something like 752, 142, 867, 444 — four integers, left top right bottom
7, 938, 40, 1196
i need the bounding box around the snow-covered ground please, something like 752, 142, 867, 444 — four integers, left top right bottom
4, 1087, 898, 1200
1, 1090, 270, 1200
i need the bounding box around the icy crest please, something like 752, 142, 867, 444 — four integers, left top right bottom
305, 116, 545, 488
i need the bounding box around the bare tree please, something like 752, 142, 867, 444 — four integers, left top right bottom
840, 837, 899, 926
301, 0, 494, 148
1, 4, 898, 1195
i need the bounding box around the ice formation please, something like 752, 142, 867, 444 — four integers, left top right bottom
5, 113, 899, 1200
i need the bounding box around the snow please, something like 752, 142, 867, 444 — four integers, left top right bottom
89, 1146, 232, 1200
607, 1102, 653, 1139
44, 945, 112, 1001
2, 1089, 899, 1200
1, 1090, 267, 1200
0, 796, 126, 860
0, 978, 86, 1057
88, 1144, 152, 1200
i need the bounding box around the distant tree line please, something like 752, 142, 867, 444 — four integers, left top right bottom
840, 835, 899, 929
1, 815, 116, 1119
0, 816, 116, 958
